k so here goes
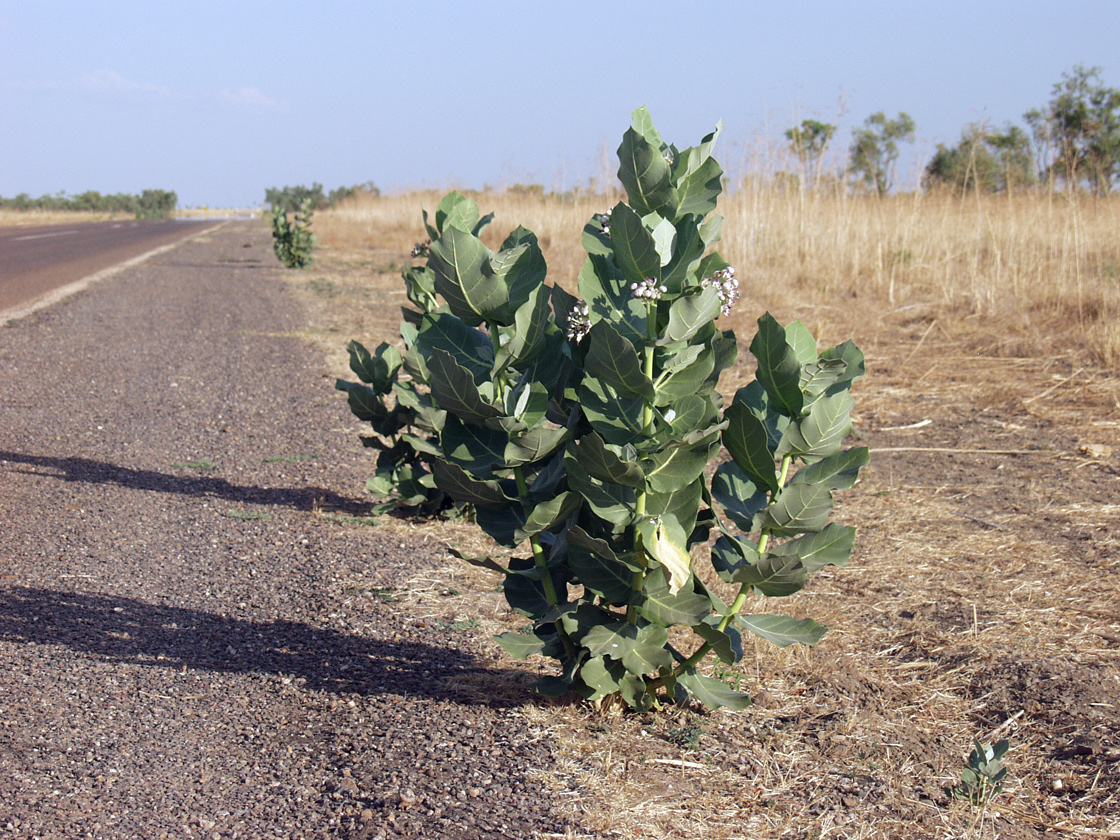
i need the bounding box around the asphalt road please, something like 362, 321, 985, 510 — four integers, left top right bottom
0, 218, 217, 315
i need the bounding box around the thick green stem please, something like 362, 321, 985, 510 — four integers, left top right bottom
514, 466, 556, 606
489, 326, 505, 402
664, 453, 797, 678
628, 301, 659, 624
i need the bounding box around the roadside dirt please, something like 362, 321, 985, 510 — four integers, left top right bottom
0, 223, 570, 839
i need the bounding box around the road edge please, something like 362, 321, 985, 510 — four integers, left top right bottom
1, 221, 230, 324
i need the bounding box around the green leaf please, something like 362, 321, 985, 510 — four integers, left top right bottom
661, 287, 722, 345
751, 313, 804, 417
347, 340, 402, 392
799, 358, 849, 401
722, 402, 779, 494
494, 285, 551, 370
737, 614, 828, 647
475, 503, 526, 548
515, 492, 581, 542
447, 546, 509, 575
710, 534, 760, 584
644, 435, 720, 495
434, 190, 480, 234
579, 377, 645, 446
439, 414, 508, 472
336, 380, 387, 423
766, 523, 856, 574
699, 213, 723, 249
617, 108, 674, 216
717, 537, 808, 596
575, 432, 644, 488
645, 478, 703, 537
579, 655, 625, 701
819, 339, 866, 393
610, 203, 663, 285
711, 461, 769, 532
584, 320, 652, 401
671, 133, 724, 219
429, 226, 505, 326
789, 447, 869, 490
659, 217, 705, 293
495, 226, 548, 312
584, 623, 674, 674
427, 348, 502, 425
754, 482, 833, 536
784, 319, 818, 366
649, 214, 677, 267
731, 381, 788, 452
567, 538, 637, 604
413, 312, 493, 381
676, 668, 752, 710
504, 426, 570, 468
578, 252, 648, 347
565, 458, 636, 528
782, 391, 854, 459
430, 460, 515, 509
693, 620, 744, 665
632, 575, 711, 626
494, 631, 549, 659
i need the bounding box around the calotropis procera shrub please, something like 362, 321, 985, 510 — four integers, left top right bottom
271, 197, 316, 269
340, 107, 867, 711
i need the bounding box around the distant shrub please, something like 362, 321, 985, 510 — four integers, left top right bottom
270, 198, 316, 269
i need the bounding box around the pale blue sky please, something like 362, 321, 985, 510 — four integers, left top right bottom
2, 1, 1117, 207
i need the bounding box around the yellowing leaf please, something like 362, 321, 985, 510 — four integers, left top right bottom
654, 518, 691, 595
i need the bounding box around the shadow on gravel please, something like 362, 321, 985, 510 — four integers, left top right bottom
0, 586, 532, 707
0, 450, 371, 515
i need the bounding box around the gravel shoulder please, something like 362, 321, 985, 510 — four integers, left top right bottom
0, 222, 570, 839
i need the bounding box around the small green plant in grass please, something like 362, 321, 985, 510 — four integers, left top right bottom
271, 197, 316, 269
667, 723, 704, 750
948, 739, 1009, 806
340, 108, 866, 711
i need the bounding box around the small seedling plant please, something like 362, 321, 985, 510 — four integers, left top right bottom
949, 739, 1010, 806
271, 197, 316, 268
339, 107, 867, 710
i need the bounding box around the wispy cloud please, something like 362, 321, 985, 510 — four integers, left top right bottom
219, 86, 289, 115
77, 69, 172, 99
5, 69, 172, 100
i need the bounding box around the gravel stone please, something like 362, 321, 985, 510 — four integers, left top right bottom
0, 222, 571, 839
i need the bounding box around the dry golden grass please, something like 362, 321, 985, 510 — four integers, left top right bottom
317, 186, 1120, 365
0, 209, 133, 227
292, 185, 1120, 839
0, 208, 258, 226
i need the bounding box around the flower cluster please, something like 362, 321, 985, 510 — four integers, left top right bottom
410, 239, 431, 258
701, 266, 740, 315
598, 209, 612, 237
566, 300, 591, 342
631, 277, 667, 301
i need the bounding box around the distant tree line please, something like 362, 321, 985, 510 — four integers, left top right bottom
265, 181, 380, 213
780, 65, 1120, 196
0, 188, 178, 218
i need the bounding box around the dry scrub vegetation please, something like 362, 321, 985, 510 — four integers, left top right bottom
297, 186, 1119, 839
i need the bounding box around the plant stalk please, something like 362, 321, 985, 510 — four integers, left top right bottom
663, 453, 796, 677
